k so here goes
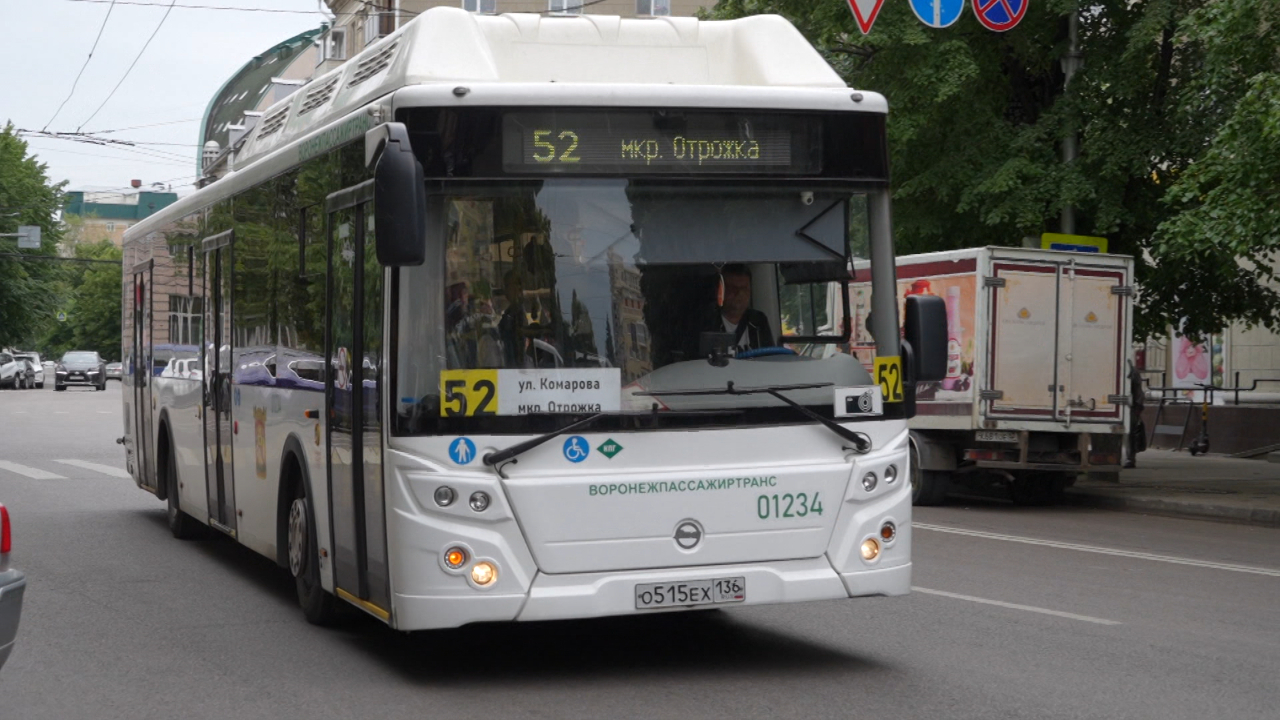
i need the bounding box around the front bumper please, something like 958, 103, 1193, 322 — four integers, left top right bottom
0, 569, 26, 670
391, 559, 910, 630
57, 372, 102, 385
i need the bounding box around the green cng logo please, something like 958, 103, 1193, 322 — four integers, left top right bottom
597, 439, 623, 459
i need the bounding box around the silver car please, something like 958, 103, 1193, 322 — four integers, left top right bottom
13, 352, 44, 389
0, 503, 25, 671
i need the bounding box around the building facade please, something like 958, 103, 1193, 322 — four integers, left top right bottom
63, 188, 179, 249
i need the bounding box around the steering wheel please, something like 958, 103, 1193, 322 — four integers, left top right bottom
736, 346, 798, 360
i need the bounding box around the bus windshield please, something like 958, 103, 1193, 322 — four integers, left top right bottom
394, 179, 878, 435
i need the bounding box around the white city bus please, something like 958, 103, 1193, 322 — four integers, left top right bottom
121, 8, 945, 629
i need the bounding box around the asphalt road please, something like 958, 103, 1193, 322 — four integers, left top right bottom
2, 383, 1278, 719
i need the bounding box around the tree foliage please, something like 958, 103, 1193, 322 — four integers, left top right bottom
0, 123, 65, 348
707, 0, 1280, 339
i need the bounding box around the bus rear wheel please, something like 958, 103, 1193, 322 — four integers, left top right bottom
288, 481, 338, 625
165, 445, 202, 540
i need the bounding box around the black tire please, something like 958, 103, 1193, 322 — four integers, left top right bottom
165, 445, 202, 540
910, 442, 951, 506
1010, 472, 1068, 506
55, 384, 66, 392
36, 382, 43, 389
288, 478, 339, 625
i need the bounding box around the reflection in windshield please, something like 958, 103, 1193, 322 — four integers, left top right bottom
396, 180, 874, 434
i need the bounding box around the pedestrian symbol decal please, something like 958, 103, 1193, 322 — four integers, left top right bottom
910, 0, 964, 28
845, 0, 886, 35
449, 437, 476, 465
972, 0, 1027, 32
563, 435, 589, 463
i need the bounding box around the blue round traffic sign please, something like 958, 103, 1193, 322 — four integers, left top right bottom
910, 0, 964, 28
563, 435, 589, 463
972, 0, 1027, 32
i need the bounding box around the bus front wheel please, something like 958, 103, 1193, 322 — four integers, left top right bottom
288, 480, 339, 625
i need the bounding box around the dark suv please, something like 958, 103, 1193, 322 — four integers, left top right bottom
56, 351, 107, 391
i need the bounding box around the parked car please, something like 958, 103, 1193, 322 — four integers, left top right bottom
105, 361, 123, 380
55, 351, 107, 391
0, 503, 25, 671
13, 352, 43, 389
0, 351, 22, 390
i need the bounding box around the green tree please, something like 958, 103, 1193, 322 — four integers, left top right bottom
0, 123, 65, 348
69, 240, 124, 360
706, 0, 1279, 339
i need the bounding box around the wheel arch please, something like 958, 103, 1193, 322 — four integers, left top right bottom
155, 410, 173, 500
275, 434, 314, 569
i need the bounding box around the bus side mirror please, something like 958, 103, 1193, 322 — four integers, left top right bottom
369, 122, 427, 266
904, 294, 947, 382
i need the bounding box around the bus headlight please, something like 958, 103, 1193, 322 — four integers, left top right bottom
862, 472, 878, 492
884, 464, 899, 484
471, 561, 497, 586
469, 491, 490, 512
860, 538, 880, 561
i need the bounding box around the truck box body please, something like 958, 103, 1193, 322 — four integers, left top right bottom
849, 247, 1134, 486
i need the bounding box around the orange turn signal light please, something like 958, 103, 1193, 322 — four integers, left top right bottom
444, 547, 467, 569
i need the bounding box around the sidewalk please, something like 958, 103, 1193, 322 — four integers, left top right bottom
1066, 449, 1280, 528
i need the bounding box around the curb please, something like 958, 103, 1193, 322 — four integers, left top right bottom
1065, 489, 1280, 529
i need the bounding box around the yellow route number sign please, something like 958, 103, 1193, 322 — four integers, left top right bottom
874, 356, 904, 403
440, 370, 498, 417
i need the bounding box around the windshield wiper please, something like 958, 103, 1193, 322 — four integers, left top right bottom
636, 381, 872, 453
483, 412, 608, 477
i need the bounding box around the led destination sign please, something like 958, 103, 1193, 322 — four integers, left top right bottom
502, 111, 820, 175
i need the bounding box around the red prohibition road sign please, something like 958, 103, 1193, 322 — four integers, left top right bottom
972, 0, 1028, 32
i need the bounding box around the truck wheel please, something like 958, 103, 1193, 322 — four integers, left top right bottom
910, 442, 950, 506
1010, 472, 1068, 506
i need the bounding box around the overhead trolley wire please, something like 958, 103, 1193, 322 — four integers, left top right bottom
59, 0, 411, 17
76, 0, 179, 133
43, 0, 119, 131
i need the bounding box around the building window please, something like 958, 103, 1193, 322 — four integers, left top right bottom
321, 27, 347, 62
106, 222, 116, 233
636, 0, 671, 16
462, 0, 497, 12
364, 3, 395, 46
548, 0, 582, 15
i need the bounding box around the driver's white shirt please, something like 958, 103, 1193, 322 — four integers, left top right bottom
723, 314, 749, 349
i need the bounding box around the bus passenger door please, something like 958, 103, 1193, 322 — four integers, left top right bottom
202, 231, 237, 536
131, 261, 158, 493
325, 181, 391, 619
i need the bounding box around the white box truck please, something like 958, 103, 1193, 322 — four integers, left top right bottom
843, 247, 1135, 504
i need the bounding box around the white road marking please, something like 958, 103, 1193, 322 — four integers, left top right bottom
53, 459, 132, 479
913, 586, 1122, 626
915, 523, 1280, 578
0, 461, 66, 480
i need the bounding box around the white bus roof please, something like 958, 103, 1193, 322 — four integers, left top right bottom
236, 8, 879, 168
128, 9, 883, 243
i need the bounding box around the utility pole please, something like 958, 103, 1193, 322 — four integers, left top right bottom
1060, 8, 1083, 235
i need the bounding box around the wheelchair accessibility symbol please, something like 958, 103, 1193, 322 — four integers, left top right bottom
449, 437, 476, 465
563, 435, 589, 463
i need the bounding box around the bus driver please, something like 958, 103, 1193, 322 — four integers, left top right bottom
710, 264, 774, 352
